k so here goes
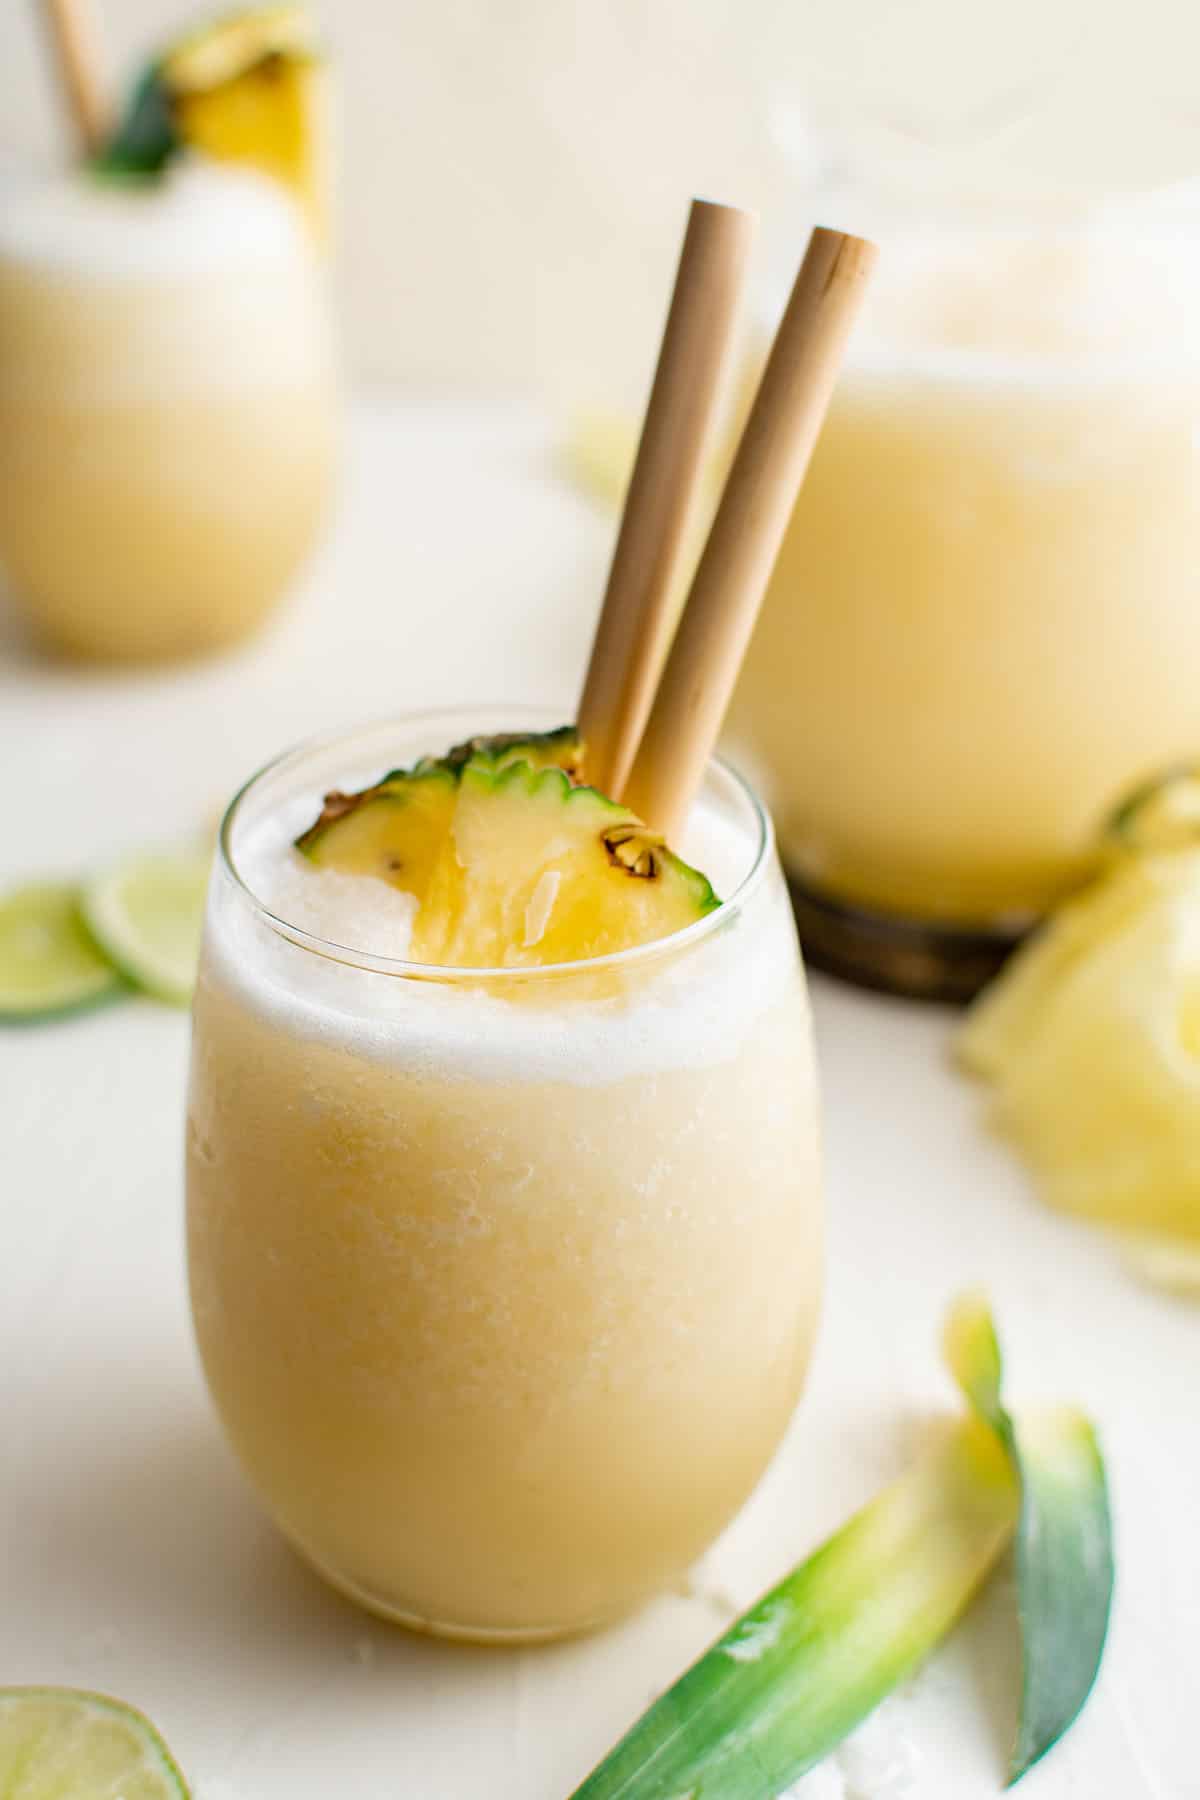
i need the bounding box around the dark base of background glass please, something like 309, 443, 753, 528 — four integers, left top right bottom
786, 871, 1026, 1004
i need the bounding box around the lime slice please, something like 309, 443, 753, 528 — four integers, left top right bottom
0, 883, 124, 1023
81, 850, 211, 1007
0, 1687, 189, 1798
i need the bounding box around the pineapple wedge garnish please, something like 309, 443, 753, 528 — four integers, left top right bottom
297, 729, 719, 969
163, 8, 329, 241
98, 6, 329, 241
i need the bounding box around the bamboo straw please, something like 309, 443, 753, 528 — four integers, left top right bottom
577, 198, 756, 800
40, 0, 110, 156
623, 226, 876, 839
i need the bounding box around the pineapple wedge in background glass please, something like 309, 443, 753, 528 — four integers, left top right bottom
961, 769, 1200, 1271
0, 5, 336, 664
130, 5, 332, 242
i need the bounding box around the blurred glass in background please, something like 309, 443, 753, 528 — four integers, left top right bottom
729, 183, 1200, 953
719, 1, 1200, 991
0, 157, 336, 661
0, 3, 337, 663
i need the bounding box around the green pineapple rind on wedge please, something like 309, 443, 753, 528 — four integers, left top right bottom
295, 762, 457, 903
294, 729, 718, 968
425, 724, 584, 782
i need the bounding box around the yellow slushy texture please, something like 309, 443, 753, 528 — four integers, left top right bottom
187, 782, 822, 1639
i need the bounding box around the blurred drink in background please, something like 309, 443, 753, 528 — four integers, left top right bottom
0, 156, 335, 662
728, 192, 1200, 993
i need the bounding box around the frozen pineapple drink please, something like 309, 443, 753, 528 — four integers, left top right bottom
0, 159, 335, 662
730, 213, 1200, 955
187, 710, 821, 1640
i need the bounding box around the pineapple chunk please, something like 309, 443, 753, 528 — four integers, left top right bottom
960, 848, 1200, 1244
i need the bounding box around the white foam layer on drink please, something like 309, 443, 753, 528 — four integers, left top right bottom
0, 159, 331, 402
853, 201, 1200, 377
0, 157, 310, 278
206, 787, 802, 1087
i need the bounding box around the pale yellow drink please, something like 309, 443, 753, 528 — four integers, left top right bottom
730, 216, 1200, 927
186, 713, 822, 1640
0, 160, 336, 662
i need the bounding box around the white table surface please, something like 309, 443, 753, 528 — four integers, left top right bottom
2, 401, 1196, 1800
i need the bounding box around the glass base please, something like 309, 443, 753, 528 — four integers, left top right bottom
294, 1534, 639, 1645
786, 872, 1027, 1003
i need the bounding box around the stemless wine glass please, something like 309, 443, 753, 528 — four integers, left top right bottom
0, 158, 336, 663
186, 707, 822, 1642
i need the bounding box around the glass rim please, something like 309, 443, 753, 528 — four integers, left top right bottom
217, 704, 775, 986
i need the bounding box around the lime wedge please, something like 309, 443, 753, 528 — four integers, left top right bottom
0, 1688, 189, 1798
80, 850, 211, 1007
0, 883, 124, 1023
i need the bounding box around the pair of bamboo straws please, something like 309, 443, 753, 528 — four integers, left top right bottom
578, 202, 876, 841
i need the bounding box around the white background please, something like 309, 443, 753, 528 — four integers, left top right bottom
3, 0, 1200, 400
